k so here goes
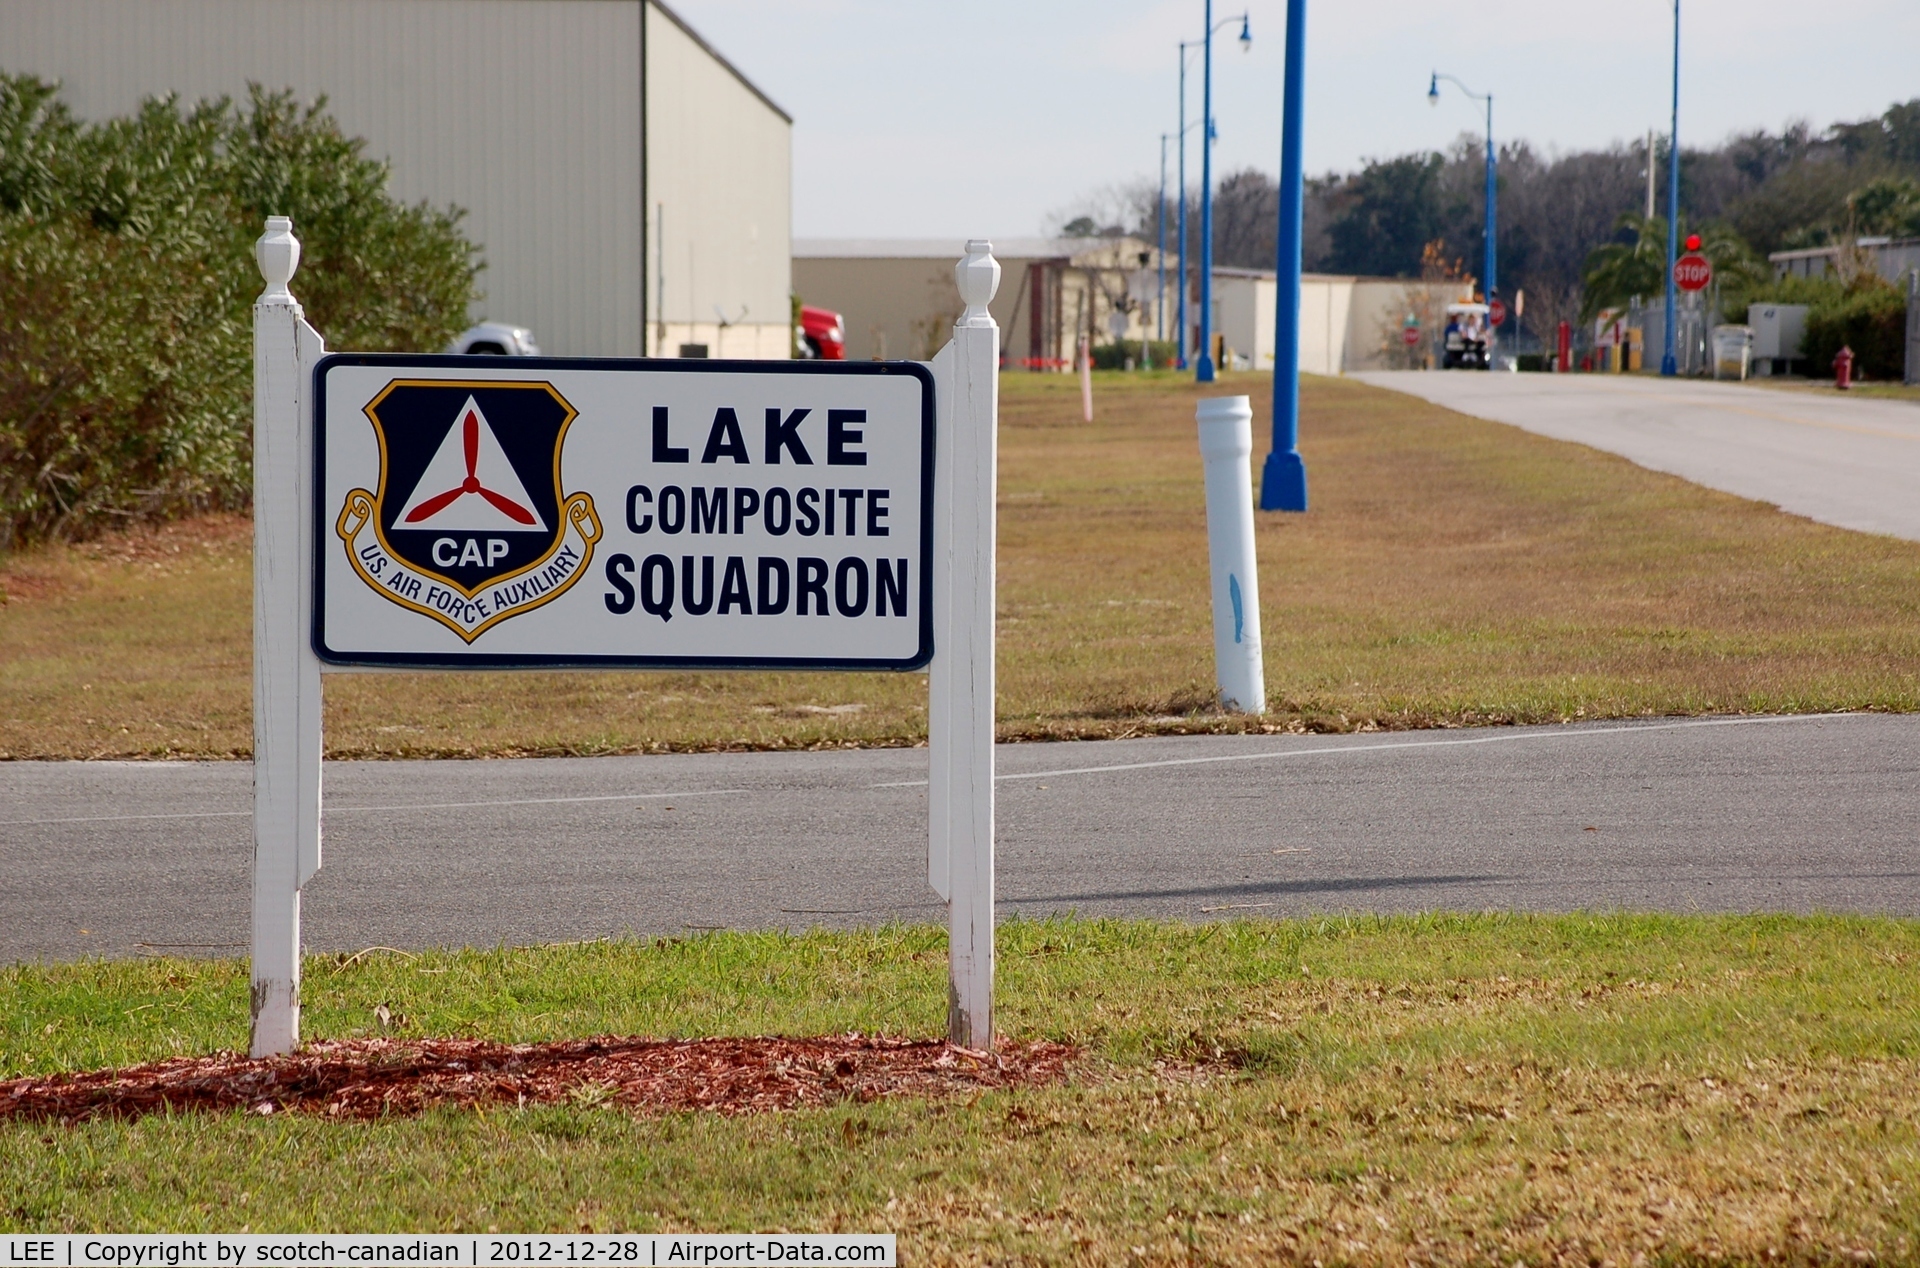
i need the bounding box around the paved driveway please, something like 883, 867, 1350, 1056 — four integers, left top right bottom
1353, 371, 1920, 542
5, 713, 1915, 962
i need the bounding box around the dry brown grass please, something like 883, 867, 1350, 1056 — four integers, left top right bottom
3, 372, 1917, 759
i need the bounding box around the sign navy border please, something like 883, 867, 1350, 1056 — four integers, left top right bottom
312, 354, 937, 672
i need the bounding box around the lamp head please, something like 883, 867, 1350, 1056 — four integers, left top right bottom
1237, 15, 1252, 51
1427, 74, 1441, 107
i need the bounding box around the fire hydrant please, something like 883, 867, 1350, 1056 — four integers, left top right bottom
1834, 344, 1855, 390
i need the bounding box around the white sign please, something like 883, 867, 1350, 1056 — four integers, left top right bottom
247, 219, 999, 1061
315, 359, 933, 670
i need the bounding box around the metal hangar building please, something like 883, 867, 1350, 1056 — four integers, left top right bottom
0, 0, 793, 359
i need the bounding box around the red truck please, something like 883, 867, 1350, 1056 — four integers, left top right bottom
797, 305, 846, 359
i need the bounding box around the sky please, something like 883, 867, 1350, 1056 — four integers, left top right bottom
669, 0, 1920, 242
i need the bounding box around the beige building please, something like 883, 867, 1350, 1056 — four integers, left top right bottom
0, 0, 792, 359
795, 241, 1423, 375
1209, 268, 1416, 374
794, 238, 1168, 367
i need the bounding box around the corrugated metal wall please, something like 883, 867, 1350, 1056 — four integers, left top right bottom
0, 0, 791, 360
0, 0, 643, 356
645, 6, 792, 359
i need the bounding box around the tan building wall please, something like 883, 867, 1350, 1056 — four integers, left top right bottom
1210, 270, 1427, 374
0, 0, 790, 359
791, 251, 977, 363
1344, 280, 1432, 370
1213, 270, 1355, 374
794, 238, 1167, 367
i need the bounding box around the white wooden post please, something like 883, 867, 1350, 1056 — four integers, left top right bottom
251, 217, 326, 1057
930, 241, 1000, 1049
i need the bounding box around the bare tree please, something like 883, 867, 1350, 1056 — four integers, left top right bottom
1522, 282, 1583, 358
910, 267, 963, 360
1210, 167, 1279, 269
1373, 241, 1471, 368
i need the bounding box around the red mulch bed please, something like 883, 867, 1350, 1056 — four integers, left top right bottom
1, 1034, 1077, 1125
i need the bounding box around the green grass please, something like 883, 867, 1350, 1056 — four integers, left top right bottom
6, 915, 1920, 1262
5, 373, 1920, 759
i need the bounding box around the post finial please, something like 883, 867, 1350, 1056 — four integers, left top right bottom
956, 239, 1000, 329
256, 216, 301, 302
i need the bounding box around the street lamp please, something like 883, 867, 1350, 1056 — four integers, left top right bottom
1157, 132, 1170, 347
1661, 0, 1681, 376
1175, 46, 1194, 369
1195, 4, 1252, 383
1258, 0, 1308, 512
1428, 71, 1497, 317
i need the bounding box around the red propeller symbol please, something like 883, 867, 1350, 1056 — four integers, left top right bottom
403, 409, 536, 525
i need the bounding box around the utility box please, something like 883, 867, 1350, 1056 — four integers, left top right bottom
1712, 325, 1753, 380
1747, 304, 1808, 375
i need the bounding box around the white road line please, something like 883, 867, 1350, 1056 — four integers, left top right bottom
2, 808, 250, 827
333, 788, 749, 814
869, 712, 1868, 788
2, 787, 749, 828
5, 713, 1875, 822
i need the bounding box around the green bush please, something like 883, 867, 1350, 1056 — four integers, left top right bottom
1091, 339, 1180, 370
1722, 269, 1848, 326
1802, 280, 1907, 380
0, 74, 480, 549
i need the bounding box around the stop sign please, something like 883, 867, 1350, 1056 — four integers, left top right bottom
1402, 324, 1422, 346
1674, 253, 1712, 292
1488, 297, 1508, 326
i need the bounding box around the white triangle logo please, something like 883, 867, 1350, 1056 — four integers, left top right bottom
394, 396, 548, 532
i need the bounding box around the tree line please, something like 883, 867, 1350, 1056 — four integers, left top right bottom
1067, 97, 1920, 359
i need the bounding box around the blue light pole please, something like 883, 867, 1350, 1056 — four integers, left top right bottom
1428, 72, 1497, 312
1661, 0, 1681, 376
1196, 5, 1253, 383
1157, 132, 1170, 346
1176, 47, 1191, 370
1259, 0, 1308, 512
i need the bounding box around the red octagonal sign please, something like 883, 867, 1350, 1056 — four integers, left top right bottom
1674, 253, 1712, 292
1487, 297, 1508, 327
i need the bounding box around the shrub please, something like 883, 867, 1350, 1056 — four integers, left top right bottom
0, 74, 480, 549
1722, 268, 1849, 325
1802, 280, 1906, 380
1092, 339, 1180, 370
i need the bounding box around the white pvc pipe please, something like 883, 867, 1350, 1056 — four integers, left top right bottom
1196, 396, 1266, 714
1078, 334, 1093, 422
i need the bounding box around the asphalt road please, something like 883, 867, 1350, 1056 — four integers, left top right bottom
5, 712, 1915, 962
1352, 371, 1920, 543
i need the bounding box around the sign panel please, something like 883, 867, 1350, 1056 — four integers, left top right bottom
1487, 297, 1508, 327
1674, 253, 1712, 292
314, 357, 934, 670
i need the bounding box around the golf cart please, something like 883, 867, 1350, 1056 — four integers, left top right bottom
1442, 301, 1493, 370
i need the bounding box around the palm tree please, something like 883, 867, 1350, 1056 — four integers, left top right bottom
1581, 214, 1761, 322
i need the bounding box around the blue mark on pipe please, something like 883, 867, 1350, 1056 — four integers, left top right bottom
1229, 574, 1244, 644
